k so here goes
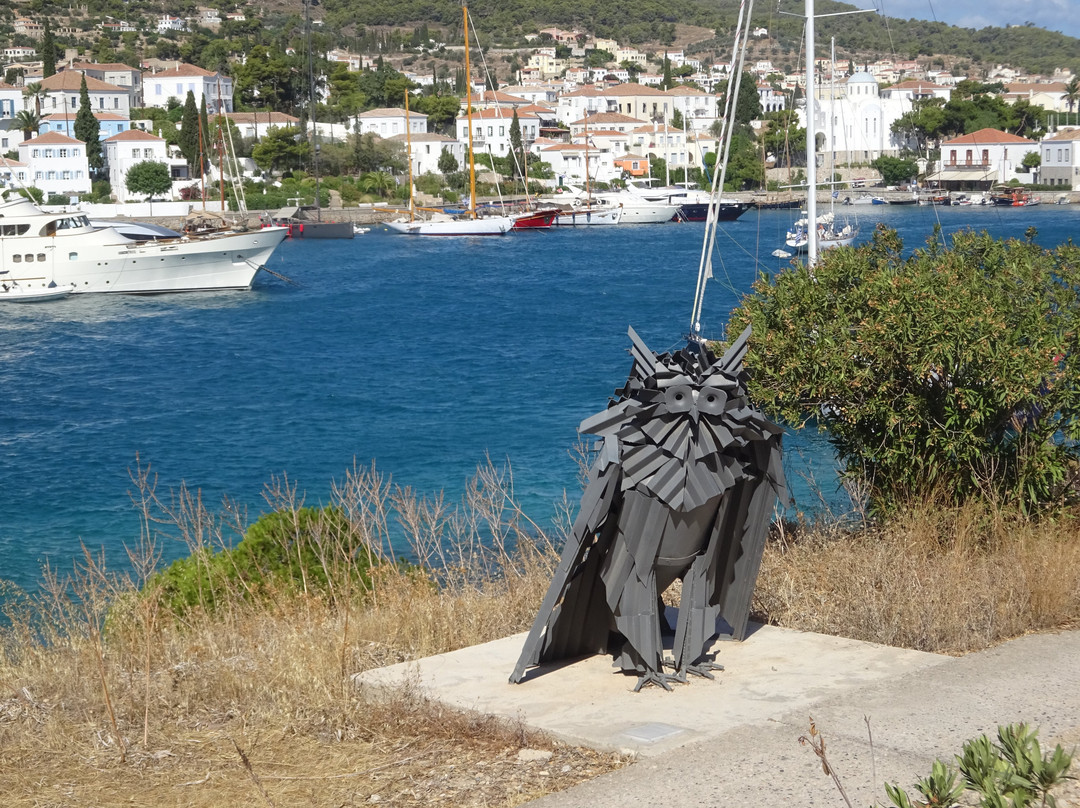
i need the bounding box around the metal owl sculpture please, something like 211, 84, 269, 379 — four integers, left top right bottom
510, 325, 788, 691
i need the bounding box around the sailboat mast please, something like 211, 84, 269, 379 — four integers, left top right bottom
806, 0, 818, 264
463, 3, 478, 219
305, 0, 321, 221
404, 88, 416, 221
584, 112, 591, 202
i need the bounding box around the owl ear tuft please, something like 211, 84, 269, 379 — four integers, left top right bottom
627, 325, 659, 380
714, 324, 752, 374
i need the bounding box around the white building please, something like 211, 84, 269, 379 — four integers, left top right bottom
804, 72, 914, 166
0, 81, 21, 118
555, 86, 610, 124
0, 157, 29, 189
629, 123, 689, 169
224, 111, 301, 139
103, 129, 187, 202
356, 107, 427, 138
3, 46, 37, 61
67, 62, 143, 107
568, 112, 643, 136
389, 132, 464, 177
536, 142, 618, 184
39, 71, 132, 118
1039, 128, 1080, 189
143, 64, 233, 113
931, 128, 1038, 188
758, 83, 787, 114
499, 84, 560, 105
456, 108, 540, 158
157, 15, 189, 32
18, 131, 91, 196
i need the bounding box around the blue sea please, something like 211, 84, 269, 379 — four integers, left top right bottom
2, 203, 1077, 593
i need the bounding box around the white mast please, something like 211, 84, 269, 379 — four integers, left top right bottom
805, 0, 818, 265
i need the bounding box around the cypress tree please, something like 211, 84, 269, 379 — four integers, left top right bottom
509, 109, 523, 181
74, 76, 103, 172
179, 91, 200, 169
42, 22, 57, 78
199, 96, 210, 173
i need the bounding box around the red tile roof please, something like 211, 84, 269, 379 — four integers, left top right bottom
144, 64, 219, 78
19, 131, 84, 146
40, 72, 126, 92
104, 129, 165, 142
941, 128, 1035, 146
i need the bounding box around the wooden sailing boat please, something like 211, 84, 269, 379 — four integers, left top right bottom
386, 4, 512, 235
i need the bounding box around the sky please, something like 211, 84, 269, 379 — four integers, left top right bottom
841, 0, 1080, 39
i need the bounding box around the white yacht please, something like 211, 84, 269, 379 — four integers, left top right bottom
0, 195, 287, 295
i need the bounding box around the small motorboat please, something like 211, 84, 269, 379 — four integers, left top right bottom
0, 279, 76, 302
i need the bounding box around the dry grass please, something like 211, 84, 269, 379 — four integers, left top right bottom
3, 459, 1080, 804
755, 502, 1080, 654
0, 460, 626, 806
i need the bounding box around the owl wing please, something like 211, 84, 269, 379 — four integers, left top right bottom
509, 460, 622, 683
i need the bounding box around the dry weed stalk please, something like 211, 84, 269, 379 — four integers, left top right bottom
799, 717, 854, 808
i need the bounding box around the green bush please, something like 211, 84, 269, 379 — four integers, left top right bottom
147, 506, 378, 616
731, 225, 1080, 513
886, 724, 1072, 808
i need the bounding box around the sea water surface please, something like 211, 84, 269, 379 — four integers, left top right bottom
1, 203, 1077, 593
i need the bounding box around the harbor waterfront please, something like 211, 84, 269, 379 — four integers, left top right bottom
1, 203, 1078, 595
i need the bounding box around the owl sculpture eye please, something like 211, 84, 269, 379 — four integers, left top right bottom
697, 387, 728, 416
663, 384, 695, 413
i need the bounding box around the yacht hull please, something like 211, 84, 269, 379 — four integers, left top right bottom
553, 206, 623, 226
385, 216, 513, 235
0, 198, 288, 295
59, 229, 288, 294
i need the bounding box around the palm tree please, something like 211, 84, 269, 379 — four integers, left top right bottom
21, 82, 44, 115
1065, 78, 1080, 126
13, 110, 41, 141
360, 170, 395, 198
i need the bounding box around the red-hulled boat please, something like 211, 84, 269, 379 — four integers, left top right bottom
510, 208, 560, 229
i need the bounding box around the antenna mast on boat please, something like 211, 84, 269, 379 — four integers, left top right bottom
403, 87, 416, 221
805, 0, 818, 265
689, 0, 754, 339
216, 78, 247, 216
786, 0, 874, 266
463, 2, 478, 219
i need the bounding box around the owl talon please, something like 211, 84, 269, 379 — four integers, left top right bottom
633, 671, 677, 692
682, 660, 725, 680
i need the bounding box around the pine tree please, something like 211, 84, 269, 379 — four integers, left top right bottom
179, 91, 200, 169
74, 76, 103, 172
42, 22, 57, 78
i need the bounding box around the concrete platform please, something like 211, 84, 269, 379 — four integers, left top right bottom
354, 622, 950, 757
356, 626, 1080, 807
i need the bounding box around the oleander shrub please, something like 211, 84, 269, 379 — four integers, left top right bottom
731, 224, 1080, 513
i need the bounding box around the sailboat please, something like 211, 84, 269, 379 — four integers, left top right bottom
785, 29, 859, 254
386, 5, 512, 236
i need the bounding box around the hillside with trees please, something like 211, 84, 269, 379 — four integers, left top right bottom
5, 0, 1080, 78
